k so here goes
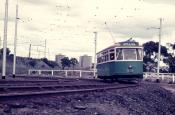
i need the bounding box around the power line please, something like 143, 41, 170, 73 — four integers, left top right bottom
104, 22, 116, 43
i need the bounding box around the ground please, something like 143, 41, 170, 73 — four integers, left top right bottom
0, 82, 175, 115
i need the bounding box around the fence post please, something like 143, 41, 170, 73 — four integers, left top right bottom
161, 74, 164, 81
144, 73, 147, 79
65, 70, 68, 77
173, 74, 175, 84
80, 70, 82, 78
51, 70, 54, 76
28, 70, 31, 75
38, 70, 41, 75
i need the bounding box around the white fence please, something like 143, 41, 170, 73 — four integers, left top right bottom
28, 70, 175, 83
143, 72, 175, 83
28, 69, 96, 78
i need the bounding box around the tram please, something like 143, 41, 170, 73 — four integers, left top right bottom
96, 39, 143, 81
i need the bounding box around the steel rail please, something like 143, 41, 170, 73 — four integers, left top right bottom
0, 84, 139, 98
0, 84, 113, 90
0, 80, 74, 84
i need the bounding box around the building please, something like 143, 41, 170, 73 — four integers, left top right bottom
55, 54, 65, 65
79, 55, 92, 69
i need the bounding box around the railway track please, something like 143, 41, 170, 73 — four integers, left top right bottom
0, 78, 82, 86
0, 76, 106, 87
0, 83, 139, 99
1, 75, 100, 84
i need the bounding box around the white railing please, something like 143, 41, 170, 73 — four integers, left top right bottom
28, 69, 95, 79
143, 72, 175, 83
28, 69, 175, 83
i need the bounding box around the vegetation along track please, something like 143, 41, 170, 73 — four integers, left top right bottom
0, 83, 139, 99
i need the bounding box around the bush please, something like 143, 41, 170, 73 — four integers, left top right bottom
41, 58, 58, 68
29, 60, 37, 67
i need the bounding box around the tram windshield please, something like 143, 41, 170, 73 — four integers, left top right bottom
123, 49, 137, 60
116, 48, 142, 60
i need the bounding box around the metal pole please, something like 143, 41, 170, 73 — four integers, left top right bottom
2, 0, 9, 79
12, 4, 19, 78
48, 48, 50, 60
29, 44, 31, 58
44, 39, 46, 58
93, 32, 97, 78
157, 18, 162, 82
37, 47, 40, 59
0, 37, 1, 48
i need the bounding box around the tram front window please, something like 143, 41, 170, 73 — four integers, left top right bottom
136, 48, 143, 60
123, 48, 137, 60
117, 49, 123, 60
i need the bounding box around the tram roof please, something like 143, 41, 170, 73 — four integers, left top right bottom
97, 40, 142, 54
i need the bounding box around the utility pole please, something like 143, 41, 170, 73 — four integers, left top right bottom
12, 4, 19, 78
157, 18, 162, 82
2, 0, 9, 79
29, 44, 31, 58
48, 48, 50, 60
0, 37, 1, 48
44, 39, 46, 58
93, 32, 97, 78
147, 18, 163, 82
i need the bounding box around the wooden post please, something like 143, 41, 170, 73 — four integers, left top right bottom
161, 74, 164, 81
51, 70, 54, 76
80, 70, 82, 78
28, 70, 31, 75
173, 74, 175, 84
38, 70, 41, 75
65, 70, 68, 77
145, 73, 148, 79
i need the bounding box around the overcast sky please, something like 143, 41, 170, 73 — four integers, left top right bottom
0, 0, 175, 61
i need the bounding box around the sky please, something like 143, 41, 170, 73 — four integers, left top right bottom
0, 0, 175, 61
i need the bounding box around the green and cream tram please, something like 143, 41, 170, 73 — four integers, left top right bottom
97, 40, 143, 81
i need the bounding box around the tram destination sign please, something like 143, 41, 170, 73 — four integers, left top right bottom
120, 42, 139, 46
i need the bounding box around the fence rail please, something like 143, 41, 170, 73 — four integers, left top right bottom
28, 70, 175, 83
28, 69, 95, 79
143, 72, 175, 83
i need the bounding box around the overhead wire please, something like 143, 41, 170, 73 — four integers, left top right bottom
104, 22, 116, 43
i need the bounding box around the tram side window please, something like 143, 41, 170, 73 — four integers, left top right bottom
110, 53, 115, 60
116, 49, 120, 59
97, 57, 100, 63
104, 55, 106, 61
98, 56, 103, 63
101, 56, 104, 62
117, 49, 123, 60
106, 55, 109, 61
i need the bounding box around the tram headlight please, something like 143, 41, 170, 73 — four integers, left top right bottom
128, 65, 133, 69
128, 65, 134, 73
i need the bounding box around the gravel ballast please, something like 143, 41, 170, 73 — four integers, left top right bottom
0, 83, 175, 115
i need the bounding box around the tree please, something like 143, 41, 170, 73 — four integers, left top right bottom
29, 60, 37, 67
61, 57, 71, 70
70, 58, 78, 70
41, 58, 59, 68
0, 48, 11, 57
143, 41, 169, 72
143, 41, 169, 63
162, 43, 175, 72
168, 43, 175, 50
143, 41, 156, 58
